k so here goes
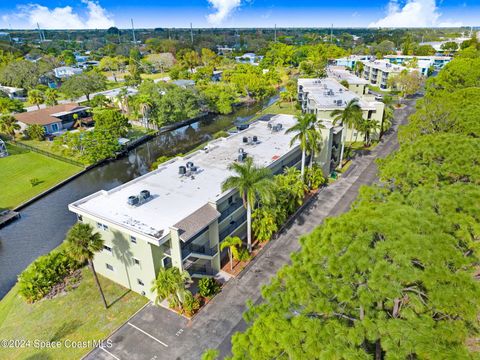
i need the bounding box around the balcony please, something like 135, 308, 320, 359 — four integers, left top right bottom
182, 242, 218, 259
219, 213, 247, 241
219, 200, 243, 222
187, 263, 217, 278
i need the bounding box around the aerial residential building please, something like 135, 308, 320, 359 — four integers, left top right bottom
334, 55, 372, 69
14, 103, 91, 134
361, 59, 407, 90
68, 115, 306, 301
298, 78, 383, 172
384, 55, 452, 74
0, 85, 26, 100
327, 66, 369, 96
53, 66, 83, 79
235, 53, 264, 66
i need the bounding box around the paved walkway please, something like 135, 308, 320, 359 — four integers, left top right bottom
84, 100, 416, 360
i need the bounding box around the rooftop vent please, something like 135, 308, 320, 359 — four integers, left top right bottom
127, 189, 152, 207
239, 147, 245, 154
252, 135, 258, 143
179, 166, 187, 175
238, 151, 247, 162
242, 136, 248, 143
128, 196, 139, 206
186, 161, 194, 169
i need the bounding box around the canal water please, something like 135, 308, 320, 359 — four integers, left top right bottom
0, 96, 278, 299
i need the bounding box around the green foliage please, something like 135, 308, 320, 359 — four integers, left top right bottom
0, 60, 43, 89
150, 154, 177, 170
0, 97, 24, 114
93, 108, 131, 138
201, 349, 220, 360
27, 89, 44, 109
427, 57, 480, 93
18, 246, 81, 303
213, 130, 229, 139
29, 177, 41, 187
223, 64, 276, 101
151, 267, 191, 309
304, 165, 326, 190
44, 88, 59, 107
198, 278, 221, 298
61, 71, 107, 101
0, 114, 20, 139
200, 82, 237, 114
182, 291, 200, 317
25, 124, 45, 141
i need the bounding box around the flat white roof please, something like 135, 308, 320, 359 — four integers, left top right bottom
362, 59, 406, 73
327, 67, 369, 85
69, 114, 299, 243
298, 78, 380, 110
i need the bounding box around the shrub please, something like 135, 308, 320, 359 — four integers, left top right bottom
18, 247, 81, 303
29, 178, 41, 187
198, 277, 221, 298
305, 165, 326, 190
182, 291, 200, 317
213, 130, 229, 139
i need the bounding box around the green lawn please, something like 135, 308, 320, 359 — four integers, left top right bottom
255, 100, 299, 118
0, 269, 148, 360
0, 144, 82, 209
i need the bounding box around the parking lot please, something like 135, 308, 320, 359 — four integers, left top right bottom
84, 303, 188, 360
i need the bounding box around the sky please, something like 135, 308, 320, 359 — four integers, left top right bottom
0, 0, 478, 30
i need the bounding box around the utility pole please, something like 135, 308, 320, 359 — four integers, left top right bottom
131, 18, 136, 44
274, 24, 277, 42
190, 23, 194, 45
37, 23, 42, 42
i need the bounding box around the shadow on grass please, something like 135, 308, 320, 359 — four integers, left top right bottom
49, 320, 83, 342
108, 289, 131, 308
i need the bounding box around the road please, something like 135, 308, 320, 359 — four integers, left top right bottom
83, 99, 416, 360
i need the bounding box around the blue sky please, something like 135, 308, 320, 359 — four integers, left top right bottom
0, 0, 478, 29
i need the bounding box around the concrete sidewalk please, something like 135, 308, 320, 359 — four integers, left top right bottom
84, 99, 416, 360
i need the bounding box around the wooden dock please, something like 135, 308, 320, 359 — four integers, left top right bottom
0, 210, 20, 228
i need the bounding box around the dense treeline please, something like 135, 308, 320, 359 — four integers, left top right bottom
225, 42, 480, 359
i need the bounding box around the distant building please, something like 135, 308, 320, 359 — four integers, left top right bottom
384, 55, 452, 74
53, 66, 83, 79
361, 59, 407, 90
0, 85, 26, 100
68, 115, 304, 301
235, 53, 263, 66
15, 103, 91, 135
298, 77, 384, 169
334, 55, 373, 69
327, 67, 369, 96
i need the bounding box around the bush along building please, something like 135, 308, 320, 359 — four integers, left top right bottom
69, 115, 306, 301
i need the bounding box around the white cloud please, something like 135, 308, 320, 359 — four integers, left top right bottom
206, 0, 241, 25
369, 0, 463, 28
6, 1, 114, 29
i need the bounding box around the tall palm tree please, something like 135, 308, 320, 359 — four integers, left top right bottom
134, 94, 154, 129
65, 223, 107, 309
330, 99, 363, 164
0, 114, 20, 140
44, 88, 59, 107
354, 61, 364, 77
28, 89, 44, 110
358, 118, 380, 146
220, 236, 243, 271
380, 95, 395, 139
222, 157, 273, 252
116, 88, 129, 114
151, 267, 191, 308
286, 113, 319, 179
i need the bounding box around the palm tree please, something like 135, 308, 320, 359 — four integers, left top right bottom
222, 157, 273, 252
116, 88, 130, 114
151, 267, 191, 308
28, 89, 44, 110
330, 99, 363, 164
354, 61, 364, 77
44, 88, 59, 107
0, 114, 20, 140
286, 113, 319, 179
380, 95, 395, 139
65, 223, 107, 308
220, 236, 243, 271
134, 94, 154, 129
358, 118, 380, 146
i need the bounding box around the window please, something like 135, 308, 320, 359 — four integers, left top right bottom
106, 263, 114, 271
137, 279, 144, 286
133, 258, 140, 266
228, 196, 233, 205
103, 245, 112, 253
97, 222, 108, 231
130, 235, 137, 244
51, 123, 59, 132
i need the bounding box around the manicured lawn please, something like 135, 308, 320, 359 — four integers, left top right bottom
141, 72, 168, 80
0, 269, 148, 360
256, 100, 299, 117
0, 143, 82, 209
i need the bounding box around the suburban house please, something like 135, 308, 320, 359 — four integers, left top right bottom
53, 66, 83, 79
360, 59, 407, 90
235, 53, 263, 66
0, 85, 26, 100
171, 79, 196, 88
68, 115, 305, 301
14, 103, 91, 135
327, 67, 369, 96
